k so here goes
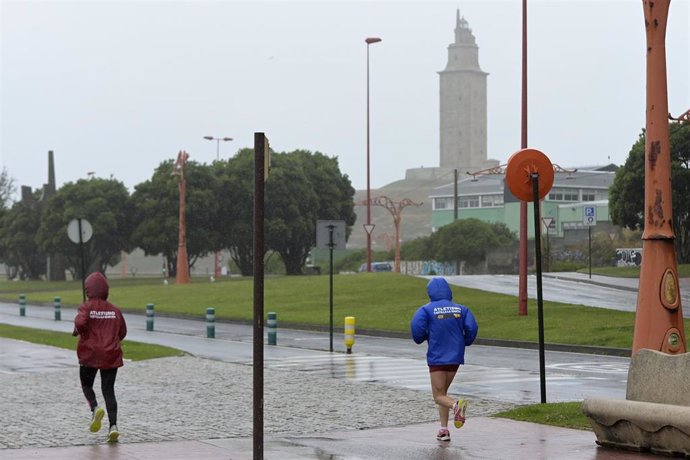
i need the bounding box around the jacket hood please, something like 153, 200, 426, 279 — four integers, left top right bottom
85, 272, 109, 300
427, 277, 453, 302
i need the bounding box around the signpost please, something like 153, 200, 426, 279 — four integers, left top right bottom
584, 206, 596, 278
541, 217, 554, 272
317, 220, 346, 352
67, 218, 93, 301
505, 148, 554, 404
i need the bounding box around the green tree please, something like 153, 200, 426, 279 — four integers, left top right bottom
131, 160, 218, 277
400, 236, 433, 260
609, 121, 690, 262
213, 150, 255, 276
35, 178, 134, 277
215, 148, 356, 276
432, 218, 515, 266
0, 199, 45, 279
266, 150, 356, 275
0, 166, 16, 209
265, 152, 321, 275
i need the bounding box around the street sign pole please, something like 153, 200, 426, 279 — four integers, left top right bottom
589, 226, 592, 279
328, 224, 335, 352
78, 219, 86, 301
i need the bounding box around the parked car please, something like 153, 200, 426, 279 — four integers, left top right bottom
358, 262, 393, 272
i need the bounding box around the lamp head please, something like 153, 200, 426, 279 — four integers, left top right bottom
365, 37, 382, 45
203, 136, 214, 141
222, 137, 234, 142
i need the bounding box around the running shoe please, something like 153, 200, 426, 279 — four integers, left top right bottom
90, 406, 105, 433
107, 425, 120, 443
453, 399, 468, 429
436, 428, 450, 441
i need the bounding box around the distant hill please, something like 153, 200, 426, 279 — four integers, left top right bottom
348, 176, 453, 250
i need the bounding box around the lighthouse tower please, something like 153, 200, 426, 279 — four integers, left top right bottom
438, 10, 493, 172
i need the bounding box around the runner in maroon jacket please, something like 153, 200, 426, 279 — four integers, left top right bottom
73, 272, 127, 443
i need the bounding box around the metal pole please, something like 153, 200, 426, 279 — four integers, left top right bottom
588, 226, 592, 279
453, 168, 458, 221
518, 0, 529, 316
366, 42, 372, 273
531, 173, 547, 404
328, 225, 334, 352
78, 218, 86, 302
253, 133, 266, 460
633, 0, 686, 354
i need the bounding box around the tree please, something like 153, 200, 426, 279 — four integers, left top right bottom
214, 148, 356, 276
609, 121, 690, 263
0, 166, 16, 210
265, 152, 321, 274
400, 236, 434, 261
35, 178, 134, 277
213, 150, 255, 276
265, 150, 356, 275
0, 199, 45, 279
131, 160, 218, 277
432, 218, 515, 266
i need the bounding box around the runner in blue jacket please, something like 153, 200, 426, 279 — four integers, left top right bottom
411, 277, 478, 442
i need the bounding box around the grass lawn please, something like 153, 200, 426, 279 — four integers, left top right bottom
493, 401, 591, 431
1, 271, 689, 350
0, 323, 185, 361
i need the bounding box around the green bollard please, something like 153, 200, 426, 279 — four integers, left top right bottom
206, 307, 215, 339
146, 303, 154, 331
54, 296, 61, 321
19, 293, 26, 317
267, 311, 277, 345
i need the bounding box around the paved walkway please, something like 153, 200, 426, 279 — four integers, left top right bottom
0, 274, 667, 459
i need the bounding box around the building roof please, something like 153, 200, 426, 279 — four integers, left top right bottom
429, 169, 615, 198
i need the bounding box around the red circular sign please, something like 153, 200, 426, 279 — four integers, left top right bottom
505, 148, 554, 201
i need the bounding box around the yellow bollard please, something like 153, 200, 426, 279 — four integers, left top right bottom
344, 316, 356, 354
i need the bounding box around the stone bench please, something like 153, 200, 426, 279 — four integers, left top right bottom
582, 349, 690, 456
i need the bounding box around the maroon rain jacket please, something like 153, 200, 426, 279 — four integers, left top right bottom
73, 272, 127, 369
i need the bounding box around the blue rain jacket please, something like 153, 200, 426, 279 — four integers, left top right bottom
410, 277, 478, 366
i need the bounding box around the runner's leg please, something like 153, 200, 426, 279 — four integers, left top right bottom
100, 368, 119, 427
79, 366, 98, 410
430, 370, 457, 427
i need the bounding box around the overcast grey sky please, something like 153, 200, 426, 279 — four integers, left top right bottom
1, 0, 688, 199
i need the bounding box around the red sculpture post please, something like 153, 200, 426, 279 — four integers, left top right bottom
369, 196, 422, 273
632, 0, 686, 354
173, 150, 191, 284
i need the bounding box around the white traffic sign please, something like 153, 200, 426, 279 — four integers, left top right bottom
363, 224, 375, 235
316, 220, 346, 250
583, 206, 596, 226
67, 218, 93, 244
541, 217, 555, 232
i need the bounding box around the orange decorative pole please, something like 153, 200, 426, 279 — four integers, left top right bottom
367, 196, 422, 273
173, 150, 191, 284
632, 0, 686, 354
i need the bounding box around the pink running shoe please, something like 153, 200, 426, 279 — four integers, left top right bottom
436, 428, 450, 441
453, 399, 468, 428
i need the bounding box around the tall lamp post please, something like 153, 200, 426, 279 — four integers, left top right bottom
203, 135, 233, 278
365, 36, 382, 272
203, 135, 234, 161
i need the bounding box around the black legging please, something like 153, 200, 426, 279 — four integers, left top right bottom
80, 366, 118, 427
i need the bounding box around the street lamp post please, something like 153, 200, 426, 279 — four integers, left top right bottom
365, 36, 382, 273
203, 135, 234, 161
203, 135, 233, 278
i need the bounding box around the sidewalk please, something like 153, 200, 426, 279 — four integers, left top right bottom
0, 274, 664, 459
0, 413, 659, 460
